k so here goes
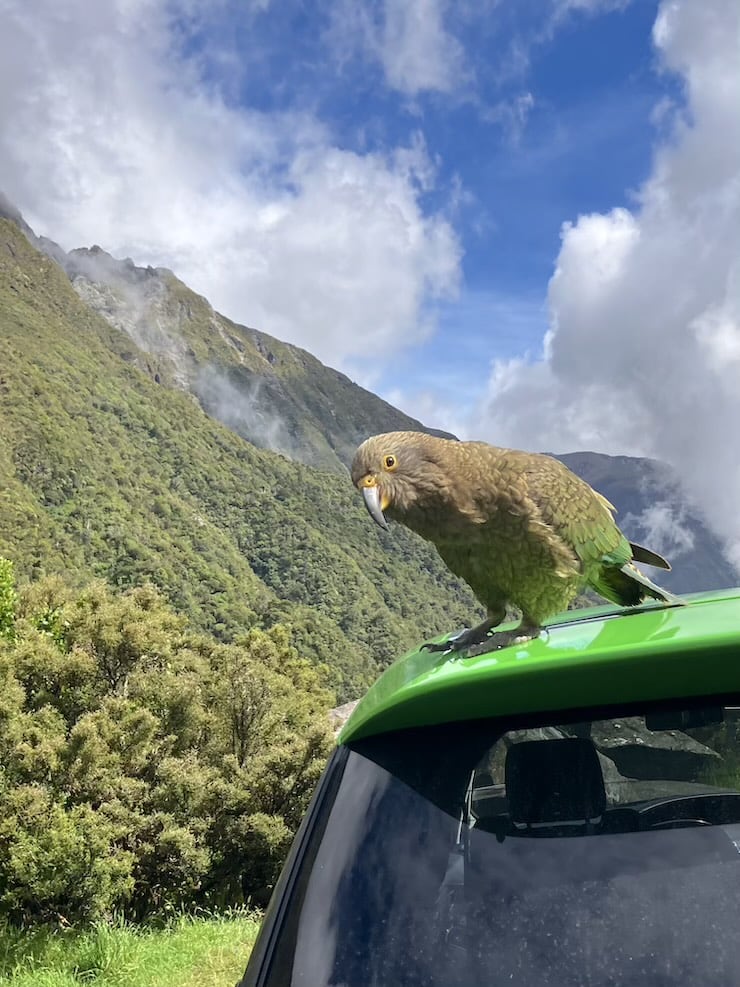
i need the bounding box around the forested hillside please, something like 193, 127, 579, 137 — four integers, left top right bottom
0, 217, 480, 700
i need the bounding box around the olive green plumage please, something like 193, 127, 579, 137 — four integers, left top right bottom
351, 431, 679, 652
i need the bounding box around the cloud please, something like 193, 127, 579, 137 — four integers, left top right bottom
329, 0, 470, 98
0, 0, 461, 371
382, 386, 472, 440
478, 0, 740, 571
377, 0, 469, 96
621, 503, 695, 560
483, 91, 536, 144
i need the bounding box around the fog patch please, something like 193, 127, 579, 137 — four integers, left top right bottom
622, 503, 695, 560
195, 366, 299, 459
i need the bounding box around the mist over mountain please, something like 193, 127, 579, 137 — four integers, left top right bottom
0, 191, 452, 474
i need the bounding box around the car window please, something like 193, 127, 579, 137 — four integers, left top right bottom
266, 700, 740, 987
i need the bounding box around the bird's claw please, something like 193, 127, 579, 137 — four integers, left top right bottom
421, 627, 471, 655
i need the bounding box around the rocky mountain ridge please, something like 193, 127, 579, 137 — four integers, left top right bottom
0, 192, 451, 474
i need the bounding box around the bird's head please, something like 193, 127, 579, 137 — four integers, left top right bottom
350, 431, 446, 530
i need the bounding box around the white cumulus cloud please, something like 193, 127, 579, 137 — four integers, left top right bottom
328, 0, 470, 98
0, 0, 461, 370
478, 0, 740, 571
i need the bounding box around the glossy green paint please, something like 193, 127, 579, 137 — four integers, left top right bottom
338, 589, 740, 744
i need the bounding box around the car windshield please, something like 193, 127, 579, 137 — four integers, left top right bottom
267, 698, 740, 987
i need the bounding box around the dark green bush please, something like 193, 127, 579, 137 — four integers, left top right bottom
0, 566, 334, 922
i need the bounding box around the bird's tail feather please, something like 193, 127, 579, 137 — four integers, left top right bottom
594, 563, 682, 608
629, 541, 671, 571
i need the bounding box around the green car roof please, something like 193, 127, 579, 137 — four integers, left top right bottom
339, 588, 740, 745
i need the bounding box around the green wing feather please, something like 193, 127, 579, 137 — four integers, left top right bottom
516, 454, 678, 607
519, 455, 631, 570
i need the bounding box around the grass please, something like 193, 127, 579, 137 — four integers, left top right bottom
0, 911, 261, 986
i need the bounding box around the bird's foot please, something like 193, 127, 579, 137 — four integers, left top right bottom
465, 626, 542, 657
421, 619, 502, 658
421, 626, 474, 655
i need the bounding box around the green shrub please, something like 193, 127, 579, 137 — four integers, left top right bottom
0, 575, 334, 922
0, 558, 17, 641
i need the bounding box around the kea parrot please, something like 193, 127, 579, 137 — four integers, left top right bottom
351, 431, 680, 656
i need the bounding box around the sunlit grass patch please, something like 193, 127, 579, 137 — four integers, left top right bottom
0, 910, 261, 986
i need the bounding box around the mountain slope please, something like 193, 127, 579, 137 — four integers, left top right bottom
0, 191, 453, 475
0, 217, 480, 698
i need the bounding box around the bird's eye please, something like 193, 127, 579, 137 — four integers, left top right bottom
383, 454, 397, 471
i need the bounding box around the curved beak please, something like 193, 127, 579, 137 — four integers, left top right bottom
362, 484, 389, 530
